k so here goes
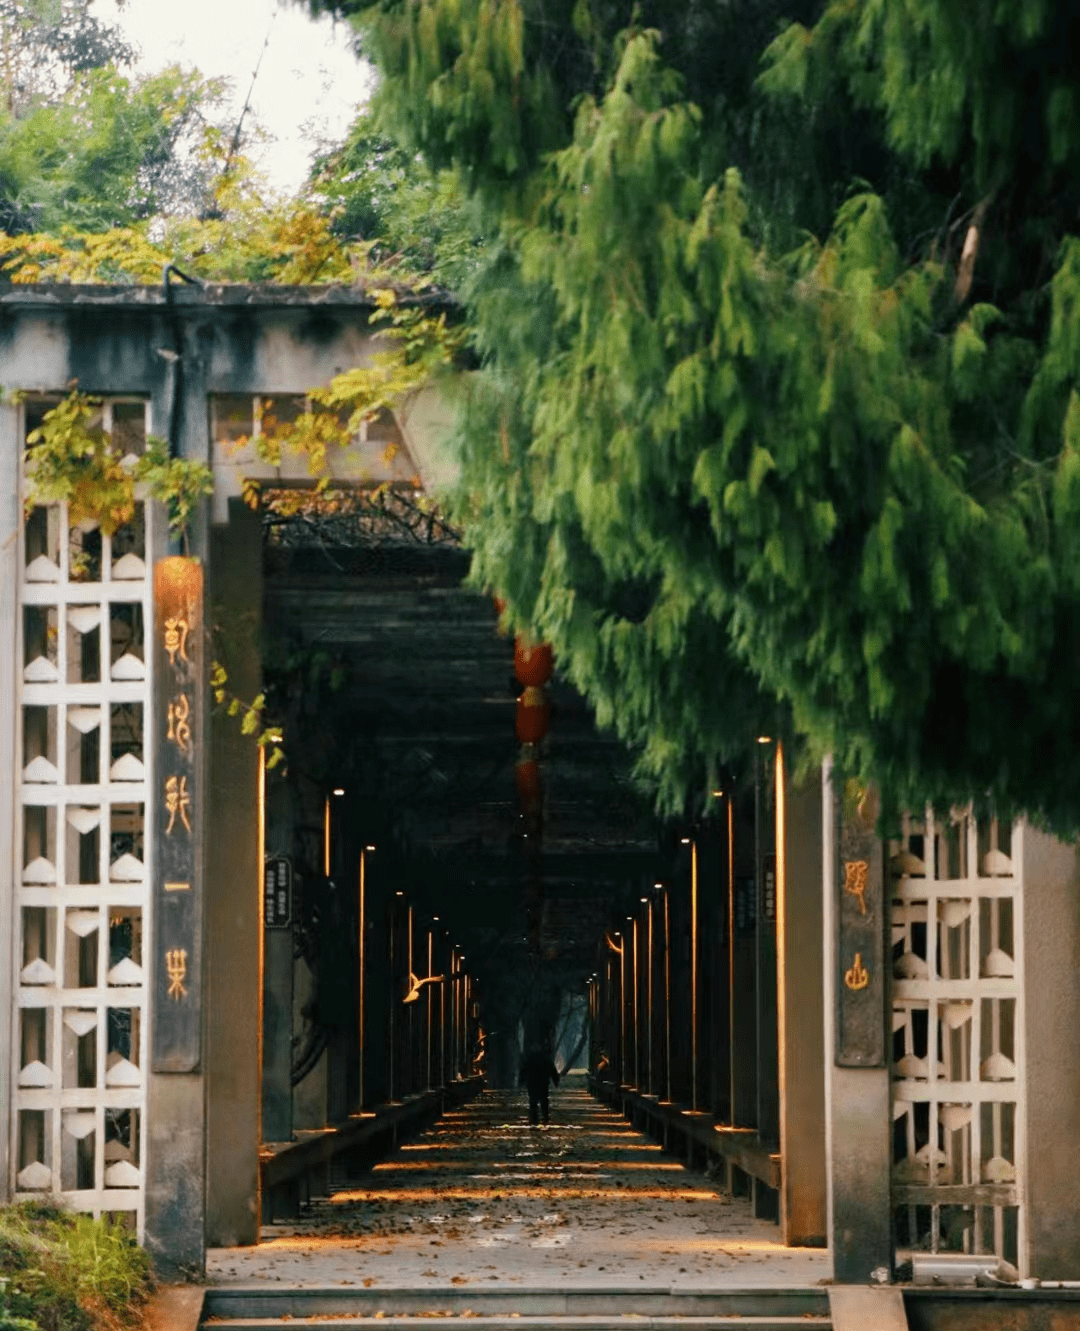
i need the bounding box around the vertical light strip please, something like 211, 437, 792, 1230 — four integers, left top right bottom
691, 839, 698, 1111
728, 793, 736, 1126
323, 797, 331, 878
464, 974, 471, 1074
632, 918, 639, 1088
407, 906, 414, 1094
607, 957, 614, 1081
358, 850, 365, 1108
664, 891, 672, 1103
439, 941, 446, 1088
256, 741, 266, 1171
647, 901, 654, 1094
387, 900, 396, 1103
774, 742, 787, 1180
619, 934, 627, 1085
426, 929, 433, 1090
449, 949, 457, 1080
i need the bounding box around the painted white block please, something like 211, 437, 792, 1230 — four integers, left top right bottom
17, 1161, 53, 1190
109, 852, 145, 882
19, 1060, 53, 1088
110, 653, 145, 681
109, 753, 144, 782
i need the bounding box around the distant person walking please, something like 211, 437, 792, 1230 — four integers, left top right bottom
520, 1047, 560, 1126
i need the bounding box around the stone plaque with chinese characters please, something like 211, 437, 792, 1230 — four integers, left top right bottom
835, 783, 886, 1067
152, 557, 204, 1072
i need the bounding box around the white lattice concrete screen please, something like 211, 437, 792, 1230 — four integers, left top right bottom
13, 400, 151, 1234
890, 811, 1024, 1270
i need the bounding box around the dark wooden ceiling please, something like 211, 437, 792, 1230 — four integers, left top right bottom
262, 526, 664, 1000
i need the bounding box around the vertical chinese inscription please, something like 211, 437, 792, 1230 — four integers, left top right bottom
835, 783, 886, 1067
152, 557, 204, 1071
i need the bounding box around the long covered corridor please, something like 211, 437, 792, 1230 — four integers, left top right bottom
208, 1082, 828, 1290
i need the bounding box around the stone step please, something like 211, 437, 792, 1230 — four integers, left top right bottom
199, 1286, 830, 1328
200, 1319, 829, 1330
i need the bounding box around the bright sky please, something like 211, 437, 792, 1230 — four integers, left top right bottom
93, 0, 375, 194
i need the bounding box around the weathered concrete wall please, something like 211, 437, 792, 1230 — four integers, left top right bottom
1019, 825, 1080, 1280
0, 286, 438, 1258
0, 287, 460, 515
144, 1074, 206, 1279
904, 1289, 1080, 1330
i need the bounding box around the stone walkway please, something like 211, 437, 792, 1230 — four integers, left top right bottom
207, 1086, 831, 1289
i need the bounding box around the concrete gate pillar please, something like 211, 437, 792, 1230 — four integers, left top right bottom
822, 762, 893, 1283
204, 500, 263, 1246
777, 756, 826, 1247
1018, 827, 1080, 1278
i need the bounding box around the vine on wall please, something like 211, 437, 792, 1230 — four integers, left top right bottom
19, 285, 459, 772
22, 388, 287, 765
23, 389, 213, 538
237, 287, 461, 515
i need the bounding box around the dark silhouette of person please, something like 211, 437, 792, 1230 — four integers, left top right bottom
520, 1048, 560, 1125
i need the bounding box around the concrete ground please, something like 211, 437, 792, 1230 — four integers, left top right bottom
207, 1085, 831, 1290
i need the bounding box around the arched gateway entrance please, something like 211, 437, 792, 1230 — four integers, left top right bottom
4, 284, 1080, 1314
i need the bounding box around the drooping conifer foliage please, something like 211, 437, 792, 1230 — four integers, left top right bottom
322, 1, 1080, 828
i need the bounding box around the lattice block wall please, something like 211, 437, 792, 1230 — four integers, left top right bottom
12, 399, 152, 1233
890, 811, 1024, 1269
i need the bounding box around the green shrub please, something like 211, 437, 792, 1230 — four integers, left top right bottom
0, 1203, 152, 1331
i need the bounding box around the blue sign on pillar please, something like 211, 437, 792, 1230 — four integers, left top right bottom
152, 556, 204, 1072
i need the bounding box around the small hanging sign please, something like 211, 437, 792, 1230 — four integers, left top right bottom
264, 856, 293, 929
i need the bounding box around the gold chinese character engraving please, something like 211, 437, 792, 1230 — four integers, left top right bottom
166, 692, 192, 754
844, 952, 870, 991
164, 615, 190, 667
843, 859, 869, 915
164, 774, 192, 835
165, 948, 188, 1000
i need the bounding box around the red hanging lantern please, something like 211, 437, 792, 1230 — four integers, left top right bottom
515, 686, 550, 744
515, 757, 542, 805
514, 636, 554, 688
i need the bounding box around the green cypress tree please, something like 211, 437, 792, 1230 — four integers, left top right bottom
312, 0, 1080, 829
